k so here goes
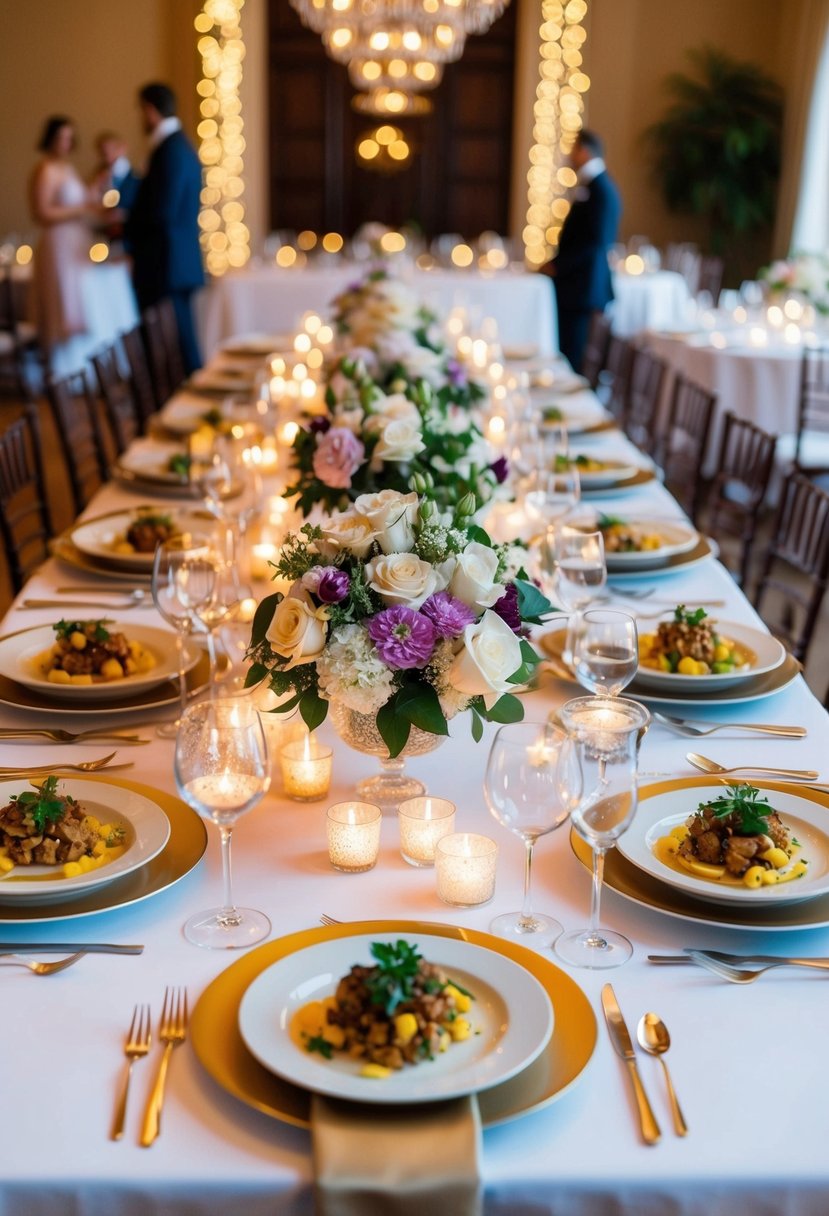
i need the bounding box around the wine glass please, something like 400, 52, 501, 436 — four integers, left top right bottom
190, 542, 245, 694
555, 527, 606, 611
175, 700, 271, 949
151, 534, 216, 738
572, 608, 638, 696
555, 696, 650, 969
484, 721, 582, 946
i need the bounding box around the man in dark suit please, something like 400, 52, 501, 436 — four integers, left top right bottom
126, 82, 204, 373
539, 130, 621, 373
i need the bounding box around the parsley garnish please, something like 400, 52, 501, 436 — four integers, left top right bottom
366, 940, 425, 1016
168, 453, 192, 477
135, 513, 172, 528
598, 514, 627, 529
54, 619, 111, 643
9, 776, 73, 833
305, 1035, 333, 1059
698, 783, 774, 836
674, 604, 708, 627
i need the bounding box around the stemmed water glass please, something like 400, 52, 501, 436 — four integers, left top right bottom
555, 696, 650, 969
151, 533, 216, 738
484, 721, 583, 946
189, 545, 245, 694
555, 527, 606, 611
175, 699, 271, 949
199, 436, 263, 579
572, 608, 638, 697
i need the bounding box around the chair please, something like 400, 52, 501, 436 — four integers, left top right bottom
142, 300, 186, 407
0, 270, 40, 399
790, 347, 829, 478
601, 335, 633, 418
156, 297, 186, 393
579, 311, 612, 389
121, 326, 158, 428
622, 347, 667, 454
0, 407, 53, 593
658, 373, 716, 523
91, 342, 141, 455
705, 412, 776, 587
753, 473, 829, 665
44, 370, 109, 515
697, 255, 724, 304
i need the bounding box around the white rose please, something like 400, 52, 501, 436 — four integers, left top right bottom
448, 610, 523, 709
449, 542, 504, 609
317, 512, 377, 559
353, 489, 419, 554
371, 416, 426, 464
371, 392, 422, 426
364, 552, 444, 607
266, 589, 328, 670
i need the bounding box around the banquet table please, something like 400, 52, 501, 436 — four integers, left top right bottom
608, 269, 692, 338
198, 262, 557, 358
3, 365, 829, 1216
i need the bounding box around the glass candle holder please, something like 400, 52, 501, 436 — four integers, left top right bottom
326, 801, 382, 873
280, 736, 333, 802
397, 796, 456, 867
435, 833, 498, 907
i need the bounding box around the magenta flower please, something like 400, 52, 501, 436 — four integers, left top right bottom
420, 591, 477, 639
312, 426, 365, 489
492, 583, 523, 634
367, 606, 437, 669
489, 455, 509, 484
301, 566, 350, 604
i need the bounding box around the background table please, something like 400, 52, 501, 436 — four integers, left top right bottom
609, 269, 692, 338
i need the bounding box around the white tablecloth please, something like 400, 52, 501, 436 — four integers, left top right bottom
198, 263, 557, 358
2, 380, 829, 1215
609, 270, 692, 338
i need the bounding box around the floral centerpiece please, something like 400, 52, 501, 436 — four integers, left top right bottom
760, 252, 829, 315
246, 490, 552, 770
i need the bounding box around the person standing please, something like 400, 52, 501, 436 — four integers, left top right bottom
539, 130, 621, 373
126, 82, 204, 373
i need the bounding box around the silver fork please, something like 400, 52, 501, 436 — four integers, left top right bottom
649, 951, 829, 970
110, 1004, 152, 1141
652, 711, 806, 738
684, 950, 829, 984
0, 952, 86, 975
140, 987, 188, 1147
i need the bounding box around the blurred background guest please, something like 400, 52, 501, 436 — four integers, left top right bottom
90, 130, 140, 255
539, 129, 621, 372
126, 81, 203, 373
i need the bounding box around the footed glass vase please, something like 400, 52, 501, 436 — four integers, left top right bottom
329, 701, 445, 809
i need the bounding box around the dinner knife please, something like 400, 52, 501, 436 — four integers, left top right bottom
600, 984, 661, 1145
0, 943, 143, 955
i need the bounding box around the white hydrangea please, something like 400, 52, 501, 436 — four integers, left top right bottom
316, 623, 395, 714
428, 638, 472, 719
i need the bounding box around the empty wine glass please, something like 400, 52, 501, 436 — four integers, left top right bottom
555, 696, 650, 969
508, 412, 544, 481
175, 700, 271, 949
151, 533, 216, 738
572, 608, 638, 696
521, 464, 581, 534
190, 543, 245, 694
484, 721, 582, 946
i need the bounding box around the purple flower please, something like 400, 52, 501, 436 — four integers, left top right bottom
302, 566, 350, 604
312, 426, 365, 489
489, 455, 509, 484
309, 416, 331, 435
492, 583, 523, 634
420, 591, 477, 639
367, 606, 437, 670
446, 357, 468, 388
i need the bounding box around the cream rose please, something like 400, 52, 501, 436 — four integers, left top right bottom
317, 512, 377, 559
449, 542, 505, 610
353, 489, 419, 554
364, 552, 445, 608
447, 610, 523, 709
266, 589, 328, 670
370, 392, 422, 426
372, 416, 426, 464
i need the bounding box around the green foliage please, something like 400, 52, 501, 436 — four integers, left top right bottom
366, 940, 424, 1015
10, 776, 73, 833
673, 604, 708, 627
54, 619, 111, 643
698, 784, 774, 836
515, 578, 554, 625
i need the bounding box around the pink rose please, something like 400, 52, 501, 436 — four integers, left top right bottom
312, 426, 365, 489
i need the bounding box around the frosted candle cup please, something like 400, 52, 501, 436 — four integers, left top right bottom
280, 739, 333, 802
397, 797, 456, 868
435, 833, 499, 908
327, 801, 382, 873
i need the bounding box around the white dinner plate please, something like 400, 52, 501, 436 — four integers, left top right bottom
188, 370, 256, 393
238, 932, 554, 1105
221, 333, 293, 356
155, 392, 228, 437
69, 509, 215, 572
636, 620, 786, 692
114, 440, 197, 493
0, 623, 200, 702
616, 783, 829, 906
0, 778, 170, 903
600, 519, 700, 569
606, 535, 714, 581
570, 459, 638, 488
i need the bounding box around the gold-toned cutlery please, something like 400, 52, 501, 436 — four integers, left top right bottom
0, 943, 143, 954
111, 1004, 152, 1141
21, 599, 143, 610
649, 951, 829, 978
57, 587, 150, 601
0, 952, 86, 975
140, 987, 189, 1148
0, 728, 147, 744
685, 752, 819, 781
600, 984, 661, 1145
636, 1013, 688, 1136
0, 754, 133, 776
653, 712, 806, 738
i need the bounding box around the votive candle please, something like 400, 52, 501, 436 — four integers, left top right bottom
398, 796, 456, 867
327, 801, 382, 872
280, 736, 333, 802
435, 833, 498, 907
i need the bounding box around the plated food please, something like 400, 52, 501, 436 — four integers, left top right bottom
0, 775, 126, 876
635, 606, 785, 691
553, 453, 637, 487
37, 619, 156, 686
69, 507, 214, 572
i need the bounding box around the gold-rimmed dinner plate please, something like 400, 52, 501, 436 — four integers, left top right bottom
600, 519, 699, 570
69, 506, 214, 572
191, 919, 597, 1129
570, 779, 829, 931
220, 332, 293, 357
605, 535, 714, 582
579, 467, 656, 497
52, 533, 153, 583
0, 774, 206, 923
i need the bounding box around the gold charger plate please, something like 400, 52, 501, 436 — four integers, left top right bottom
579, 467, 655, 497
571, 777, 829, 931
52, 533, 153, 583
606, 535, 714, 580
191, 918, 597, 1129
0, 774, 207, 923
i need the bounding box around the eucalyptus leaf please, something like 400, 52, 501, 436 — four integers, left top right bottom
250, 594, 279, 648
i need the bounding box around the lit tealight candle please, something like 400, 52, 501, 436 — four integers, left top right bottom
250, 542, 279, 581
435, 833, 498, 907
397, 797, 456, 867
327, 801, 382, 872
280, 736, 333, 802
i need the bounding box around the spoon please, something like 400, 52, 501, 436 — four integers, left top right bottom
686, 752, 819, 781
636, 1013, 688, 1136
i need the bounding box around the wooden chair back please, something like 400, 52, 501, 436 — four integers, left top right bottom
579, 312, 612, 388
660, 374, 716, 523
623, 347, 667, 453
45, 370, 109, 515
793, 347, 829, 476
706, 411, 776, 587
91, 343, 141, 455
0, 408, 53, 592
121, 326, 158, 427
697, 255, 724, 302
603, 335, 633, 419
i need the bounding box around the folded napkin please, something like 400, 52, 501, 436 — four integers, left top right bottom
311, 1092, 483, 1216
